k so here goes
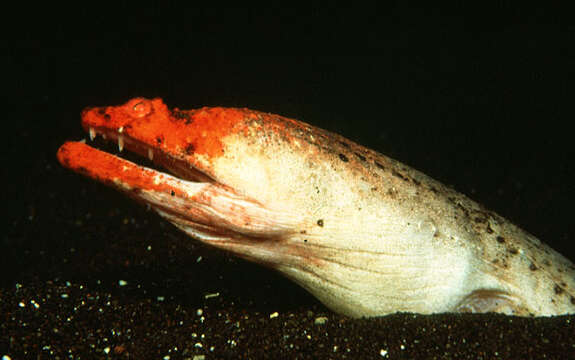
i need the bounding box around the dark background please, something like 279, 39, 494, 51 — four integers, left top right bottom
3, 4, 575, 359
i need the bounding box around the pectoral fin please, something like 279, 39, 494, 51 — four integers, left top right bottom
454, 290, 529, 316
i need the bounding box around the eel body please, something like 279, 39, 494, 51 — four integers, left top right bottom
57, 98, 575, 317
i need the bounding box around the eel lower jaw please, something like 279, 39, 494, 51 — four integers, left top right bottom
58, 132, 303, 262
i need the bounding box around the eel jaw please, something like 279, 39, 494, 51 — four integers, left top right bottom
85, 124, 215, 184
57, 128, 302, 264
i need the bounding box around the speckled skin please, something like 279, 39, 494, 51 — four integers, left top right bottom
58, 98, 575, 317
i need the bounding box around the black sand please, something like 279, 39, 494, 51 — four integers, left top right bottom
3, 7, 575, 358
2, 175, 575, 358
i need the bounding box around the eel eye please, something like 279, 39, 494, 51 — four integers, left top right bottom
130, 99, 152, 118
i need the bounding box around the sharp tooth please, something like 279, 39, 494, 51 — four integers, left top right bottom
148, 148, 154, 161
89, 127, 96, 141
118, 134, 124, 152
102, 133, 107, 140
118, 126, 124, 133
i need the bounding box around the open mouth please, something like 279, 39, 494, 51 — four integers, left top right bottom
57, 124, 299, 246
82, 124, 216, 185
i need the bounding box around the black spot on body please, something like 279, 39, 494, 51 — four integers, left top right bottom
156, 137, 163, 144
571, 296, 575, 305
172, 110, 192, 124
104, 114, 111, 121
338, 141, 350, 149
486, 224, 494, 233
496, 236, 505, 243
354, 152, 366, 162
412, 178, 421, 186
529, 263, 538, 271
171, 190, 175, 196
185, 143, 195, 155
392, 170, 409, 182
457, 204, 470, 217
375, 161, 385, 170
508, 247, 518, 255
338, 153, 349, 162
554, 284, 564, 294
474, 217, 486, 224
317, 219, 324, 227
430, 186, 438, 194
